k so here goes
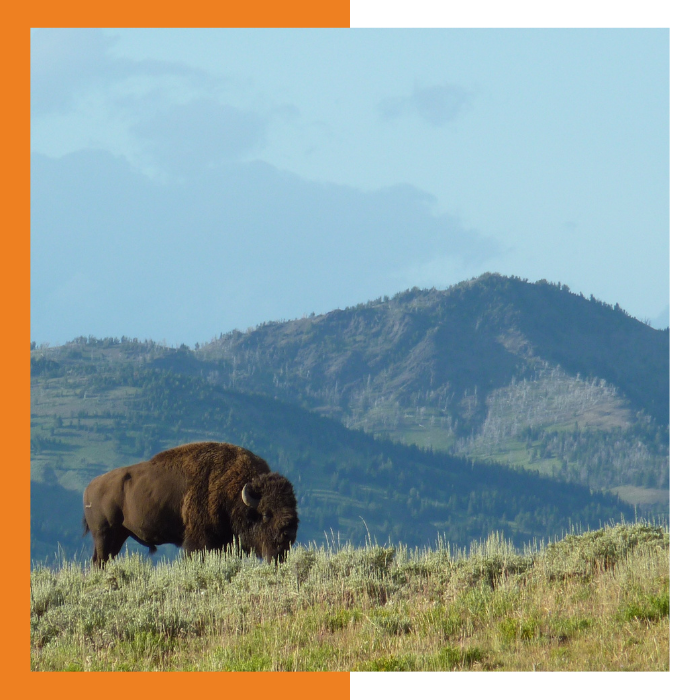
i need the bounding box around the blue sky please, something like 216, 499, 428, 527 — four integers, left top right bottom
30, 28, 669, 346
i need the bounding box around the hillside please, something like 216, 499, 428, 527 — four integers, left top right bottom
30, 340, 633, 561
202, 274, 667, 412
31, 523, 669, 671
197, 274, 669, 497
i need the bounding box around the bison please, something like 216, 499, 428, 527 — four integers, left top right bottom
82, 442, 298, 566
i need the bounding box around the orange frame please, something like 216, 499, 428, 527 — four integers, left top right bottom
11, 2, 349, 697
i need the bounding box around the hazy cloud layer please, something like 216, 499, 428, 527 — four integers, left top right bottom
31, 30, 498, 344
31, 29, 208, 116
30, 30, 668, 339
378, 83, 475, 127
132, 99, 269, 175
32, 29, 301, 182
31, 150, 497, 345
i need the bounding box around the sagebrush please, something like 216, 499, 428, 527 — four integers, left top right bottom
31, 521, 669, 671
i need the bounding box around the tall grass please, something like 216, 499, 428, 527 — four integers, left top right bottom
31, 522, 669, 671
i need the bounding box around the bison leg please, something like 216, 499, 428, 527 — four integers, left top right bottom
181, 535, 206, 555
181, 523, 212, 555
91, 525, 129, 567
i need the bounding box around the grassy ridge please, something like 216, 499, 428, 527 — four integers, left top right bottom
31, 522, 669, 671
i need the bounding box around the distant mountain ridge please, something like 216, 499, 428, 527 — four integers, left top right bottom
200, 274, 668, 426
30, 273, 668, 561
191, 275, 668, 491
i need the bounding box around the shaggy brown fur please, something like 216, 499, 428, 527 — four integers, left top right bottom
82, 442, 298, 566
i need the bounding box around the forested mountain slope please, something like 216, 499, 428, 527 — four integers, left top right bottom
201, 275, 667, 420
197, 274, 669, 495
31, 349, 633, 561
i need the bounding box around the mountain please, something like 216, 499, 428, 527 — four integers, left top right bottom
200, 275, 668, 419
196, 274, 669, 494
30, 274, 668, 561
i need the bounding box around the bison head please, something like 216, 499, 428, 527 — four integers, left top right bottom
238, 472, 298, 563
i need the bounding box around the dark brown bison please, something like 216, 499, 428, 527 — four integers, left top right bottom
82, 442, 298, 566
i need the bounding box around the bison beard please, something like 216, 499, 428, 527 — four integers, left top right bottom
82, 442, 298, 566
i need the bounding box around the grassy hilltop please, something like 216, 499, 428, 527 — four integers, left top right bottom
31, 522, 669, 672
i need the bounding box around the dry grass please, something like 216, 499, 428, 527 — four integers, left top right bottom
30, 522, 669, 671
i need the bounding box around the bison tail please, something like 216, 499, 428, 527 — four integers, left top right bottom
82, 515, 90, 537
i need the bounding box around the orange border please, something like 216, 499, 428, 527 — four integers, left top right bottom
14, 2, 349, 698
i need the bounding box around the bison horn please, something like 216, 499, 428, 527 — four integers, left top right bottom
241, 483, 261, 508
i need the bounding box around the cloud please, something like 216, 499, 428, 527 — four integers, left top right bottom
31, 28, 210, 116
31, 29, 295, 179
131, 99, 268, 175
378, 83, 475, 127
389, 254, 486, 292
31, 150, 498, 345
31, 29, 115, 114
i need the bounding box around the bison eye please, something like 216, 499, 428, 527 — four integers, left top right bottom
263, 511, 272, 523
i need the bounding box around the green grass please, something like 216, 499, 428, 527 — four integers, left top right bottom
619, 590, 670, 622
611, 486, 670, 506
31, 522, 669, 672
